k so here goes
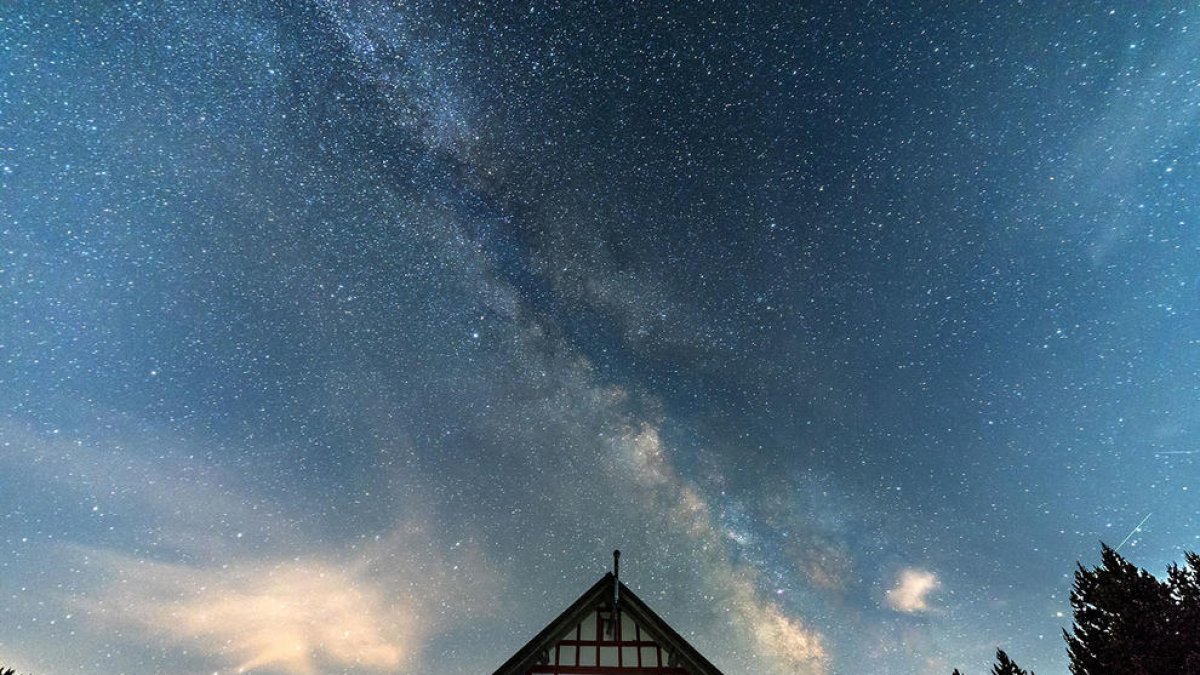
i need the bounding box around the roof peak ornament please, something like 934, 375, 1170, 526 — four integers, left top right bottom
612, 549, 621, 606
490, 557, 726, 674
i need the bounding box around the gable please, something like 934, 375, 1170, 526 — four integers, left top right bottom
530, 601, 687, 674
492, 572, 724, 675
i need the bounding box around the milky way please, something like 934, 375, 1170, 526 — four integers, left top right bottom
2, 3, 1199, 674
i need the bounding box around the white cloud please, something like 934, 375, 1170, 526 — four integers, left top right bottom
886, 568, 940, 613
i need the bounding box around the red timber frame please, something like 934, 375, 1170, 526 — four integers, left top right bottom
527, 603, 689, 675
493, 572, 724, 675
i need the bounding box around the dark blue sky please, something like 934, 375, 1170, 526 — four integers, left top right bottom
2, 2, 1198, 674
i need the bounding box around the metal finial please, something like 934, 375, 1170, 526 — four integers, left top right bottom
610, 549, 622, 637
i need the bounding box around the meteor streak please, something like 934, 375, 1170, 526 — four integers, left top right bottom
1115, 512, 1152, 553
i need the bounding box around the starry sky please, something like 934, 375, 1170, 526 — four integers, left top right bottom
2, 2, 1198, 674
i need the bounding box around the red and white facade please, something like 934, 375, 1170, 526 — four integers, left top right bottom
529, 602, 687, 674
492, 557, 723, 675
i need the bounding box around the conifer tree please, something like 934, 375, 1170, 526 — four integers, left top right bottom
991, 648, 1033, 675
1165, 550, 1200, 672
955, 547, 1200, 675
1065, 544, 1199, 674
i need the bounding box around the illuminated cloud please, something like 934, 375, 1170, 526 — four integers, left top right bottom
1, 422, 498, 675
79, 522, 499, 675
89, 556, 411, 674
886, 568, 940, 613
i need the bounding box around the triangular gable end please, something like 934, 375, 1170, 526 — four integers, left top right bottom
536, 598, 681, 672
492, 572, 725, 675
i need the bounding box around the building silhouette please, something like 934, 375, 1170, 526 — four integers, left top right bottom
493, 551, 724, 675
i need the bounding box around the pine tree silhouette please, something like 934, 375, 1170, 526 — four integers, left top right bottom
1065, 544, 1200, 674
1167, 550, 1200, 672
991, 648, 1033, 675
953, 546, 1200, 675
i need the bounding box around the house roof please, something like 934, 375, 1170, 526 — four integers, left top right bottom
491, 571, 725, 675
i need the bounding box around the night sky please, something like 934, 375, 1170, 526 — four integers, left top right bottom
2, 2, 1198, 674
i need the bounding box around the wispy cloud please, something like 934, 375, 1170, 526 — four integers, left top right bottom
85, 555, 412, 674
1, 420, 499, 675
